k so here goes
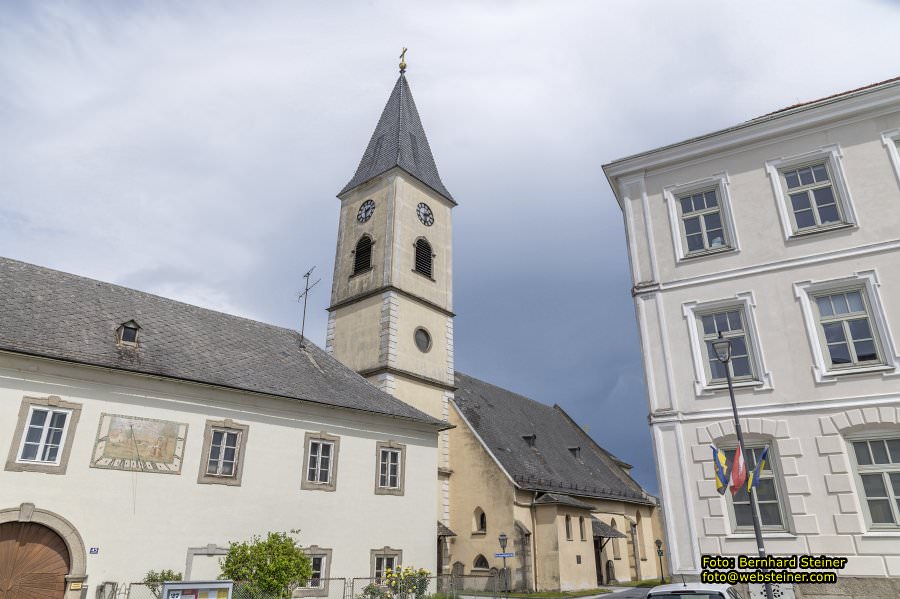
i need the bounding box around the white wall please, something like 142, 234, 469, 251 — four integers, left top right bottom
0, 353, 439, 583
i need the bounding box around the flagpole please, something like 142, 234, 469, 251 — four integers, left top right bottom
720, 339, 775, 599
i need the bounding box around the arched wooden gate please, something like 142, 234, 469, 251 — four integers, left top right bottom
0, 522, 70, 599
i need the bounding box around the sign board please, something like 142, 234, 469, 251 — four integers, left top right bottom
495, 552, 515, 558
161, 581, 233, 599
69, 583, 84, 591
657, 549, 664, 556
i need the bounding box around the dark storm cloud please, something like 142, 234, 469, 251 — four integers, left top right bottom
2, 0, 899, 493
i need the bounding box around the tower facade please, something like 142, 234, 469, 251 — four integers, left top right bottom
327, 68, 455, 526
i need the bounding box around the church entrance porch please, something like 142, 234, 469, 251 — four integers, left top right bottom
0, 521, 70, 599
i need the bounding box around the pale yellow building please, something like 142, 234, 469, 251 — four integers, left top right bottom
327, 64, 666, 591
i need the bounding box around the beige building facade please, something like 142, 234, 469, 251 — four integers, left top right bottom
604, 78, 900, 596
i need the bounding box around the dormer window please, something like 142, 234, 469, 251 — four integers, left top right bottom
522, 434, 536, 447
117, 320, 141, 346
568, 446, 581, 460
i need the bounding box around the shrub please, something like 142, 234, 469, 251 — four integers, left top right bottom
143, 569, 183, 598
219, 531, 312, 599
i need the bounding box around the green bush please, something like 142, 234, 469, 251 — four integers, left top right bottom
219, 531, 312, 599
143, 569, 183, 598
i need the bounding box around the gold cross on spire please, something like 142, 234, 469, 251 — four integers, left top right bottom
399, 47, 407, 74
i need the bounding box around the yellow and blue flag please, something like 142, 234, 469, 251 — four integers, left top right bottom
710, 445, 729, 495
747, 446, 769, 491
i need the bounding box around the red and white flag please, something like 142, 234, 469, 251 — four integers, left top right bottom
729, 443, 747, 496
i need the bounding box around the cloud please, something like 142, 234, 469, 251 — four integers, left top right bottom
1, 0, 898, 492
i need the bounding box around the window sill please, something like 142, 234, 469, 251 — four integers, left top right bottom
349, 267, 374, 280
471, 531, 486, 537
680, 246, 737, 262
700, 379, 768, 395
821, 364, 895, 379
788, 222, 855, 239
726, 532, 795, 540
860, 530, 900, 537
411, 269, 436, 282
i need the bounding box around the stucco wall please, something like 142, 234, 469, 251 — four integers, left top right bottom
0, 354, 439, 583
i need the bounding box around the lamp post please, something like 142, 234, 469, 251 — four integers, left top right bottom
654, 539, 665, 584
498, 533, 509, 597
711, 332, 774, 599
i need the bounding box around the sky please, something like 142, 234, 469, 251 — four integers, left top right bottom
1, 1, 899, 494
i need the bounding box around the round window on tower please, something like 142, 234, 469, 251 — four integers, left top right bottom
414, 327, 432, 353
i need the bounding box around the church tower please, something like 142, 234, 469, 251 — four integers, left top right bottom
327, 58, 455, 524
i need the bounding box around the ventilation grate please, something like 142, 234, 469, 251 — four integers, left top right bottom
354, 236, 372, 274
414, 238, 432, 278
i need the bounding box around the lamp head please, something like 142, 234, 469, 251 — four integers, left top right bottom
712, 331, 732, 363
655, 538, 662, 549
498, 533, 508, 550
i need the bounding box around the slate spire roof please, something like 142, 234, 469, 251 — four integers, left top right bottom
339, 73, 454, 203
453, 371, 653, 505
0, 256, 444, 428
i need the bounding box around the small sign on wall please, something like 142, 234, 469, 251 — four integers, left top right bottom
90, 547, 99, 554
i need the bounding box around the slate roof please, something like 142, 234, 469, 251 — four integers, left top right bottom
437, 521, 457, 537
591, 518, 625, 539
0, 257, 444, 427
533, 492, 597, 510
339, 73, 454, 203
453, 371, 652, 505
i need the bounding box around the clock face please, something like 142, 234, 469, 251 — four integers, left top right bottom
357, 199, 375, 223
416, 202, 434, 226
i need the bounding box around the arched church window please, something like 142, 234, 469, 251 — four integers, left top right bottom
414, 238, 433, 279
473, 555, 489, 570
473, 507, 486, 533
611, 519, 621, 559
354, 236, 373, 274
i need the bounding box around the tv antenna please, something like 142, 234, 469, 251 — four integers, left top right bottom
297, 266, 321, 348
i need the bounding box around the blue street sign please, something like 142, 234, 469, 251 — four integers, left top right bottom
495, 552, 515, 558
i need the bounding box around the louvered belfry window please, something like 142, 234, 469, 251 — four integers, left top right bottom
414, 238, 433, 278
354, 236, 372, 274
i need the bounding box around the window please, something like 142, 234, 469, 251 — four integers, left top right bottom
473, 555, 489, 570
414, 238, 433, 279
301, 432, 340, 492
473, 507, 486, 533
117, 319, 141, 346
610, 520, 621, 559
794, 273, 898, 381
579, 516, 586, 541
569, 446, 582, 460
723, 446, 786, 531
198, 419, 249, 486
881, 129, 900, 190
522, 434, 536, 447
353, 236, 373, 275
813, 288, 882, 369
850, 437, 900, 527
700, 309, 754, 382
565, 515, 573, 540
414, 328, 431, 353
678, 188, 728, 254
6, 396, 81, 475
375, 441, 405, 496
370, 548, 402, 584
766, 145, 856, 239
663, 174, 738, 261
296, 546, 334, 596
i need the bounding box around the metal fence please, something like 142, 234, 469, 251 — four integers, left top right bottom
123, 580, 350, 599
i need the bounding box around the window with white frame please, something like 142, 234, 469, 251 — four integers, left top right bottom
198, 419, 249, 486
700, 309, 755, 382
850, 437, 900, 527
678, 188, 729, 254
812, 288, 883, 368
881, 129, 900, 190
302, 432, 340, 492
795, 273, 898, 380
664, 174, 738, 261
306, 555, 326, 587
374, 555, 396, 583
207, 429, 240, 476
766, 146, 856, 239
17, 406, 70, 465
375, 441, 405, 496
296, 546, 333, 596
683, 294, 771, 394
723, 446, 786, 531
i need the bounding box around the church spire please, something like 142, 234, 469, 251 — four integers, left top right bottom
338, 58, 454, 203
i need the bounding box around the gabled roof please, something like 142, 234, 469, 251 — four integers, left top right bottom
0, 257, 444, 428
533, 492, 596, 510
339, 73, 454, 203
453, 371, 652, 505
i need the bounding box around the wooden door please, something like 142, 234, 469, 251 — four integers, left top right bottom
0, 522, 70, 599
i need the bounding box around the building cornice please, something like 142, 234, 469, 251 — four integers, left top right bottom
328, 285, 454, 317
358, 365, 457, 392
603, 79, 900, 184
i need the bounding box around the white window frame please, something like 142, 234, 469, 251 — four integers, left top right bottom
206, 428, 241, 477
881, 129, 900, 192
16, 405, 72, 466
765, 145, 857, 240
307, 440, 334, 484
794, 270, 899, 383
663, 173, 740, 262
720, 444, 790, 534
303, 555, 326, 588
374, 555, 396, 583
683, 292, 773, 395
379, 448, 401, 489
847, 431, 900, 530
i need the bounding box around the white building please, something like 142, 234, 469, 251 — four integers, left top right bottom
603, 78, 900, 595
0, 256, 446, 598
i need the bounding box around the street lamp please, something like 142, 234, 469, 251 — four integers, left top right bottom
654, 539, 664, 584
498, 533, 509, 596
712, 332, 774, 599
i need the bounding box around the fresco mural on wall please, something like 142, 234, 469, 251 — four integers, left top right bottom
91, 414, 188, 473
